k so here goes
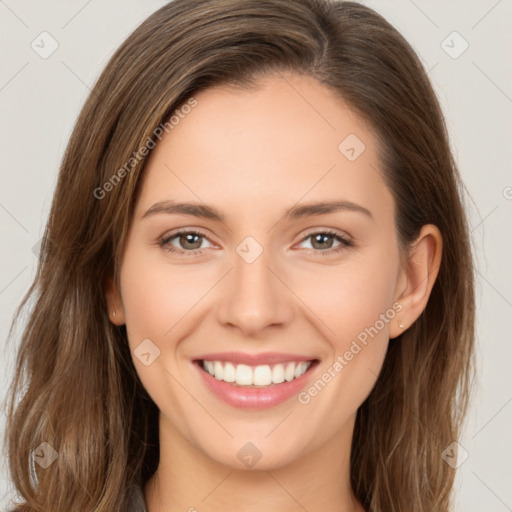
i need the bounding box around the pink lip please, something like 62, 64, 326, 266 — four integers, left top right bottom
193, 359, 319, 409
193, 351, 315, 366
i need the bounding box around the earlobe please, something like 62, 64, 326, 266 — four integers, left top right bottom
388, 304, 406, 340
104, 274, 126, 325
390, 224, 443, 339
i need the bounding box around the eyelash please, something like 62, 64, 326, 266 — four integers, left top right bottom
158, 228, 354, 258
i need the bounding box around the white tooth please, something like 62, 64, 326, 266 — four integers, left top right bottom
235, 364, 253, 385
271, 364, 285, 384
302, 361, 312, 376
294, 362, 307, 378
214, 361, 224, 380
284, 362, 296, 382
253, 365, 272, 386
223, 362, 236, 382
205, 361, 215, 376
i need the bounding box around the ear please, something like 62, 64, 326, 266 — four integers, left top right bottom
389, 224, 443, 339
105, 273, 126, 325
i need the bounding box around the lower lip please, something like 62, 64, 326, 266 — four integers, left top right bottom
194, 360, 319, 409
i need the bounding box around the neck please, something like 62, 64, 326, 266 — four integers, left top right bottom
144, 412, 365, 512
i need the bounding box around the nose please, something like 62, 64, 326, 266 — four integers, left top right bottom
216, 246, 295, 337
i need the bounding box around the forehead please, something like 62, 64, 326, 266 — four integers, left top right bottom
137, 73, 394, 226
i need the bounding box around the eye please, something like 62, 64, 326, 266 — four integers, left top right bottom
159, 229, 214, 257
296, 229, 353, 255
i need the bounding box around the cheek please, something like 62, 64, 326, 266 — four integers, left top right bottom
291, 242, 399, 347
119, 247, 207, 343
118, 245, 221, 409
119, 248, 198, 423
291, 243, 398, 407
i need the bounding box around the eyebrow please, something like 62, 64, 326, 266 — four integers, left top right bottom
141, 199, 374, 222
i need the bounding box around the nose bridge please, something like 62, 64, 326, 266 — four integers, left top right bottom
216, 236, 293, 335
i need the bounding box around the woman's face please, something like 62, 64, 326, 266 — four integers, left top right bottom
114, 73, 407, 470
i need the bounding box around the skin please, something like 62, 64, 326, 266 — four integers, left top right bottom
106, 72, 442, 512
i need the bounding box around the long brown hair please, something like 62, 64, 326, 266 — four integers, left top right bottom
3, 1, 475, 510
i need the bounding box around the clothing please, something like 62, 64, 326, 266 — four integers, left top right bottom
127, 483, 148, 512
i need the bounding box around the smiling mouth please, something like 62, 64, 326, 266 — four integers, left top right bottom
195, 359, 319, 388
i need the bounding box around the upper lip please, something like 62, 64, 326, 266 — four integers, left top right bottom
194, 352, 317, 366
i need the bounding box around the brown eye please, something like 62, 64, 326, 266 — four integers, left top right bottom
176, 232, 204, 250
160, 230, 213, 257
298, 230, 353, 255
310, 233, 335, 250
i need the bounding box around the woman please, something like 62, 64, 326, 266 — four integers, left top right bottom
4, 0, 475, 511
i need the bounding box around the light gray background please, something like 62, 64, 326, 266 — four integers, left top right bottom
1, 1, 511, 510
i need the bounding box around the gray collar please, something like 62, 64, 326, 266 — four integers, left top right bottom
127, 483, 148, 512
